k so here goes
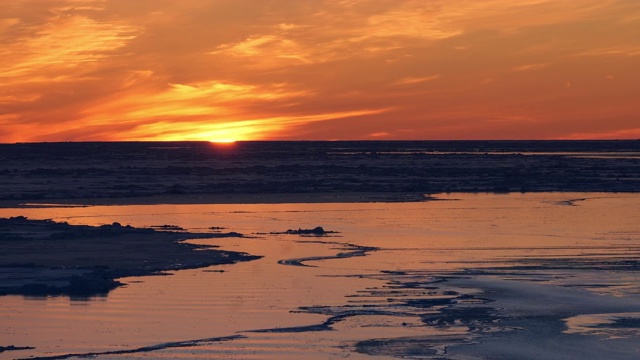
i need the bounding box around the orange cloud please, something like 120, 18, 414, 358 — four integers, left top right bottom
511, 64, 548, 72
394, 75, 441, 85
1, 0, 639, 142
124, 108, 391, 142
556, 128, 640, 140
0, 14, 137, 81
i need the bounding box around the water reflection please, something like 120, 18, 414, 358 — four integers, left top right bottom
0, 193, 639, 359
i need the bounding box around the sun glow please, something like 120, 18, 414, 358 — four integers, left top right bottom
209, 139, 237, 144
2, 1, 639, 142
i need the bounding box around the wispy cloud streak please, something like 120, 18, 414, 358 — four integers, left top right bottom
1, 0, 639, 141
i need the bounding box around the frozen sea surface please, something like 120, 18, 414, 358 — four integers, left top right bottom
1, 192, 639, 359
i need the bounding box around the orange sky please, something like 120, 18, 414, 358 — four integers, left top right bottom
1, 0, 639, 142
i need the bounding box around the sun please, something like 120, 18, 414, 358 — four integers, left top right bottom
210, 139, 237, 143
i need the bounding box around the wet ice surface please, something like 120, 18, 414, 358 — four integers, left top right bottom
565, 312, 640, 339
1, 193, 639, 359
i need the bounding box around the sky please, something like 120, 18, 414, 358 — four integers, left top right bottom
1, 0, 639, 142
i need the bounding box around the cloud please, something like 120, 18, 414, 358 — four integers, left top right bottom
77, 80, 312, 127
369, 132, 391, 138
213, 34, 312, 68
123, 108, 391, 142
211, 1, 468, 68
575, 46, 640, 57
394, 75, 441, 85
362, 7, 463, 40
556, 128, 640, 140
511, 63, 548, 72
0, 14, 138, 81
25, 103, 390, 142
2, 0, 640, 141
0, 2, 140, 131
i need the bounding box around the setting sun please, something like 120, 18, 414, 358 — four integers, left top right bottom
1, 1, 639, 354
1, 1, 639, 142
